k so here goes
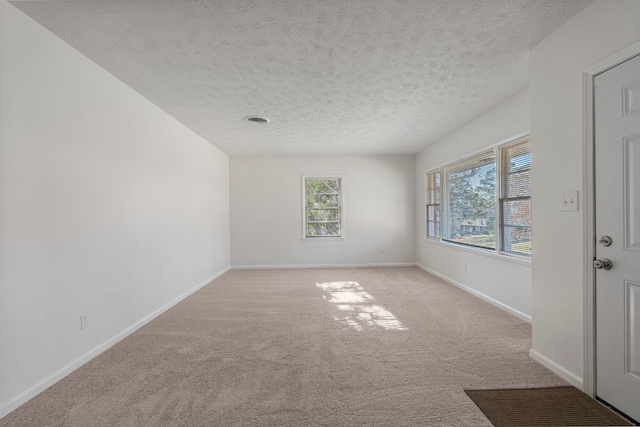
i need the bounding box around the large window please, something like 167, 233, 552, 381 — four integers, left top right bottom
303, 176, 343, 238
425, 136, 531, 257
443, 150, 496, 249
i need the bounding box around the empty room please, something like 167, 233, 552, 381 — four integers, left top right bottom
2, 0, 640, 425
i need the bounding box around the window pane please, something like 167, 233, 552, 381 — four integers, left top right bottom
427, 189, 436, 204
445, 152, 496, 249
427, 220, 440, 238
502, 138, 531, 199
306, 179, 339, 195
502, 199, 531, 226
307, 193, 339, 207
307, 208, 340, 222
427, 205, 439, 220
449, 218, 495, 248
307, 221, 341, 237
502, 226, 531, 256
505, 142, 531, 173
426, 170, 440, 238
506, 170, 531, 198
306, 179, 339, 207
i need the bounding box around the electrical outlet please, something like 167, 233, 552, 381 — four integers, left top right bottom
80, 315, 88, 330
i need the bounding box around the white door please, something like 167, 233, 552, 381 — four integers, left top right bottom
595, 53, 640, 423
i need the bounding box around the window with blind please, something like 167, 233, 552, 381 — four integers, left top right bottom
425, 170, 440, 238
303, 176, 343, 238
443, 151, 496, 249
499, 138, 531, 256
424, 135, 531, 258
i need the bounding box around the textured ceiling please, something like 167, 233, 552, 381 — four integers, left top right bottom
10, 0, 593, 155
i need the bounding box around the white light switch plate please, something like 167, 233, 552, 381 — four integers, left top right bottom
560, 191, 579, 211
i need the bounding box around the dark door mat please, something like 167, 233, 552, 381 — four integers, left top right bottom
465, 386, 632, 426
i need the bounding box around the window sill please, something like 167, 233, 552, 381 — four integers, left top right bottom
424, 237, 531, 267
302, 237, 345, 242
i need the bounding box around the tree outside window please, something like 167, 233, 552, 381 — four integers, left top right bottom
425, 136, 531, 258
303, 177, 343, 238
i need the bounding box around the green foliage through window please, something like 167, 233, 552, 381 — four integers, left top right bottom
445, 151, 496, 249
304, 177, 342, 238
425, 136, 532, 257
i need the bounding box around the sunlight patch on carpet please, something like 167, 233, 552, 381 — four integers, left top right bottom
316, 281, 408, 331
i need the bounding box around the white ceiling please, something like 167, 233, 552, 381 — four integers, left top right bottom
11, 0, 593, 155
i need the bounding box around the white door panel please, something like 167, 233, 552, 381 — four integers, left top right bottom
624, 135, 640, 251
595, 53, 640, 423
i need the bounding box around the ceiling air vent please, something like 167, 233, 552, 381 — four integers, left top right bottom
245, 116, 270, 124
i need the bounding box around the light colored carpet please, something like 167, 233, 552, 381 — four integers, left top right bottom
1, 267, 567, 426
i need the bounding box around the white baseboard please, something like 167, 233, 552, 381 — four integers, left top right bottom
415, 263, 532, 323
231, 262, 416, 270
529, 348, 583, 390
415, 264, 582, 388
0, 267, 230, 420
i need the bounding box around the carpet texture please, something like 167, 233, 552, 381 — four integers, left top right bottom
465, 387, 631, 426
1, 267, 569, 426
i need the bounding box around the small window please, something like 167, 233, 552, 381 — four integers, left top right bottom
499, 138, 531, 256
303, 176, 343, 238
425, 170, 440, 238
442, 150, 496, 250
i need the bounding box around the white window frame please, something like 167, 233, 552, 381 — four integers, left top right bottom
302, 175, 344, 240
423, 132, 531, 261
498, 136, 531, 257
425, 169, 440, 239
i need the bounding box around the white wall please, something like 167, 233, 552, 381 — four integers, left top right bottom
415, 90, 532, 320
230, 155, 415, 267
529, 0, 640, 387
0, 3, 230, 417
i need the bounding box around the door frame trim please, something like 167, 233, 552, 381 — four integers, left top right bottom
582, 40, 640, 398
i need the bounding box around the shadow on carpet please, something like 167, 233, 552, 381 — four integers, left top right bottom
465, 386, 632, 426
